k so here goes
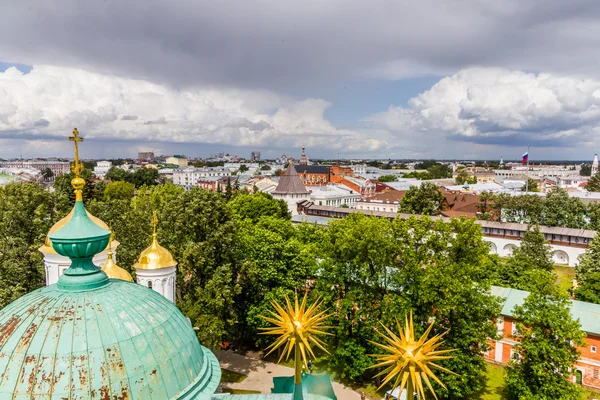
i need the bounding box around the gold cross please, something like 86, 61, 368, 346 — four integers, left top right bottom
68, 128, 84, 178
152, 211, 158, 235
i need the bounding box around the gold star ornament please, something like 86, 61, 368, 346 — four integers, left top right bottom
370, 311, 456, 400
261, 292, 332, 383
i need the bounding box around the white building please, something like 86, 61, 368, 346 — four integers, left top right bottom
165, 155, 189, 167
93, 160, 112, 179
593, 154, 598, 175
308, 184, 360, 207
271, 162, 311, 215
172, 167, 231, 188
350, 164, 367, 176
356, 190, 405, 213
1, 160, 70, 177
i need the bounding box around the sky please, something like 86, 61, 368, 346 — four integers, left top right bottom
2, 0, 600, 160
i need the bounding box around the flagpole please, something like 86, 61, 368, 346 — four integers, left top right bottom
525, 145, 530, 193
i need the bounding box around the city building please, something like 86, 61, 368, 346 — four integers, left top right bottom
93, 160, 112, 178
338, 175, 376, 197
271, 161, 311, 215
299, 147, 310, 165
309, 184, 360, 207
356, 190, 405, 213
593, 154, 599, 175
138, 151, 155, 161
165, 155, 189, 167
250, 151, 261, 161
243, 176, 279, 193
172, 167, 231, 188
485, 286, 600, 390
0, 160, 70, 177
296, 164, 330, 186
134, 213, 178, 303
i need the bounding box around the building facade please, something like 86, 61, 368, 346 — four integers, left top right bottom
138, 151, 155, 161
173, 167, 231, 187
165, 155, 189, 167
356, 190, 405, 213
309, 184, 360, 207
93, 160, 112, 178
1, 160, 70, 177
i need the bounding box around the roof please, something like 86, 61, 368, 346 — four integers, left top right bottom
272, 163, 310, 194
294, 165, 330, 175
0, 280, 220, 399
359, 190, 405, 204
492, 286, 600, 335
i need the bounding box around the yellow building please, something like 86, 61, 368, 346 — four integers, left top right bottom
165, 155, 188, 167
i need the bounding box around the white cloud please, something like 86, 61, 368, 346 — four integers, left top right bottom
366, 68, 600, 149
0, 65, 382, 153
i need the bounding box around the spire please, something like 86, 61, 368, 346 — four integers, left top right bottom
50, 129, 111, 291
133, 211, 177, 270
272, 160, 309, 195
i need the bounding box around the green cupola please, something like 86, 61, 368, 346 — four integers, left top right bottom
0, 129, 220, 399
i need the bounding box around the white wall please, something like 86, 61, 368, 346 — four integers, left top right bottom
484, 236, 584, 267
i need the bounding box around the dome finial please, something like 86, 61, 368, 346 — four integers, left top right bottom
69, 128, 85, 201
152, 210, 159, 237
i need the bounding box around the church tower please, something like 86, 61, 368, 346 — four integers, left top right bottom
134, 211, 178, 302
299, 147, 310, 166
39, 128, 119, 286
593, 154, 598, 175
271, 160, 311, 216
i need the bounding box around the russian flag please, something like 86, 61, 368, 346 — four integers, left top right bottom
522, 152, 529, 163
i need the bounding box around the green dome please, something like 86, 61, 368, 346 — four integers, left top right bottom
0, 280, 220, 399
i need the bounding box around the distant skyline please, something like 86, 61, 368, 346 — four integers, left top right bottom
3, 1, 600, 160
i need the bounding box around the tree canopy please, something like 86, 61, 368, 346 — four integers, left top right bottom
399, 182, 445, 215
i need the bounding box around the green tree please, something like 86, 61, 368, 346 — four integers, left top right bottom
103, 181, 135, 201
239, 164, 249, 173
522, 178, 539, 192
455, 169, 477, 185
260, 165, 271, 171
501, 225, 554, 291
426, 163, 452, 179
587, 174, 600, 192
574, 233, 600, 303
580, 163, 592, 176
105, 166, 129, 181
377, 174, 398, 182
575, 272, 600, 304
399, 182, 445, 215
53, 169, 95, 203
128, 167, 159, 188
505, 285, 584, 400
41, 167, 54, 180
540, 187, 587, 229
228, 192, 290, 222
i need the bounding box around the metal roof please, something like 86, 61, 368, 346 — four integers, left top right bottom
0, 280, 220, 399
272, 163, 310, 195
491, 286, 600, 335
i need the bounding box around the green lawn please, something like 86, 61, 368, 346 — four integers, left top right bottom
220, 369, 247, 383
554, 265, 576, 294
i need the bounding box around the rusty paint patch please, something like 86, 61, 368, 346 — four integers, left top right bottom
16, 323, 38, 352
0, 315, 22, 347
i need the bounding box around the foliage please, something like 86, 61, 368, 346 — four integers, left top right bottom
260, 165, 271, 171
521, 178, 539, 192
402, 171, 431, 180
105, 166, 128, 181
103, 181, 135, 201
574, 272, 600, 304
580, 164, 592, 177
105, 166, 159, 187
574, 233, 600, 303
455, 169, 477, 185
500, 226, 554, 291
587, 173, 600, 192
378, 174, 398, 182
399, 182, 445, 215
53, 169, 95, 204
505, 284, 584, 400
239, 164, 249, 173
228, 192, 290, 222
426, 163, 452, 179
41, 167, 54, 180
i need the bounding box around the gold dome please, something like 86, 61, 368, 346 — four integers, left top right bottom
39, 208, 119, 255
133, 212, 177, 270
101, 236, 133, 282
133, 234, 177, 270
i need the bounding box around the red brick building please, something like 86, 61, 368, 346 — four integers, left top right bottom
486, 286, 600, 389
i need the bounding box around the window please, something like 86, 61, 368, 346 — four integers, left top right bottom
148, 281, 153, 289
592, 346, 597, 354
511, 321, 519, 336
594, 369, 599, 379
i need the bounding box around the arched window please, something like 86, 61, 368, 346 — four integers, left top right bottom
147, 281, 153, 289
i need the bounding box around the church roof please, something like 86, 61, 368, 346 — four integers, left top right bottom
134, 213, 178, 270
272, 162, 310, 195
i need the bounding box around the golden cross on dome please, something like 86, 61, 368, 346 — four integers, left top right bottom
68, 128, 84, 178
152, 211, 159, 235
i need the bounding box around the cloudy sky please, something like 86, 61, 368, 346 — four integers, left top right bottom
2, 0, 600, 160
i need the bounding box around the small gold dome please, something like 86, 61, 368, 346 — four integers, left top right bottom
102, 250, 133, 282
133, 234, 177, 270
39, 208, 118, 254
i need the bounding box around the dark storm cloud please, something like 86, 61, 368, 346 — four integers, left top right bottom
3, 0, 600, 91
121, 115, 139, 121
143, 117, 167, 125
33, 118, 49, 127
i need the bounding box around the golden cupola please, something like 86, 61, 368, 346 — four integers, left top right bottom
102, 231, 133, 282
133, 212, 177, 270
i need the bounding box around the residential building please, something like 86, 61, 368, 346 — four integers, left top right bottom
356, 190, 405, 213
197, 176, 239, 192
137, 151, 155, 161
271, 162, 310, 215
338, 175, 376, 197
296, 165, 331, 186
93, 160, 112, 178
350, 164, 367, 176
250, 151, 261, 161
165, 155, 189, 167
440, 191, 482, 218
172, 167, 231, 188
1, 160, 70, 177
485, 286, 600, 390
308, 184, 360, 207
243, 176, 279, 193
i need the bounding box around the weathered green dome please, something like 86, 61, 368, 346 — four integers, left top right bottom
0, 280, 220, 399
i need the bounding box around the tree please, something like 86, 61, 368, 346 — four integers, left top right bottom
41, 167, 54, 180
228, 192, 290, 222
239, 164, 249, 173
574, 233, 600, 303
378, 174, 398, 182
105, 166, 128, 182
501, 225, 554, 291
455, 169, 477, 185
540, 187, 587, 229
103, 181, 135, 201
574, 272, 600, 304
587, 174, 600, 192
580, 163, 592, 177
426, 163, 452, 179
522, 178, 539, 192
260, 165, 271, 171
505, 285, 584, 400
128, 167, 159, 188
399, 182, 445, 215
53, 169, 95, 203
